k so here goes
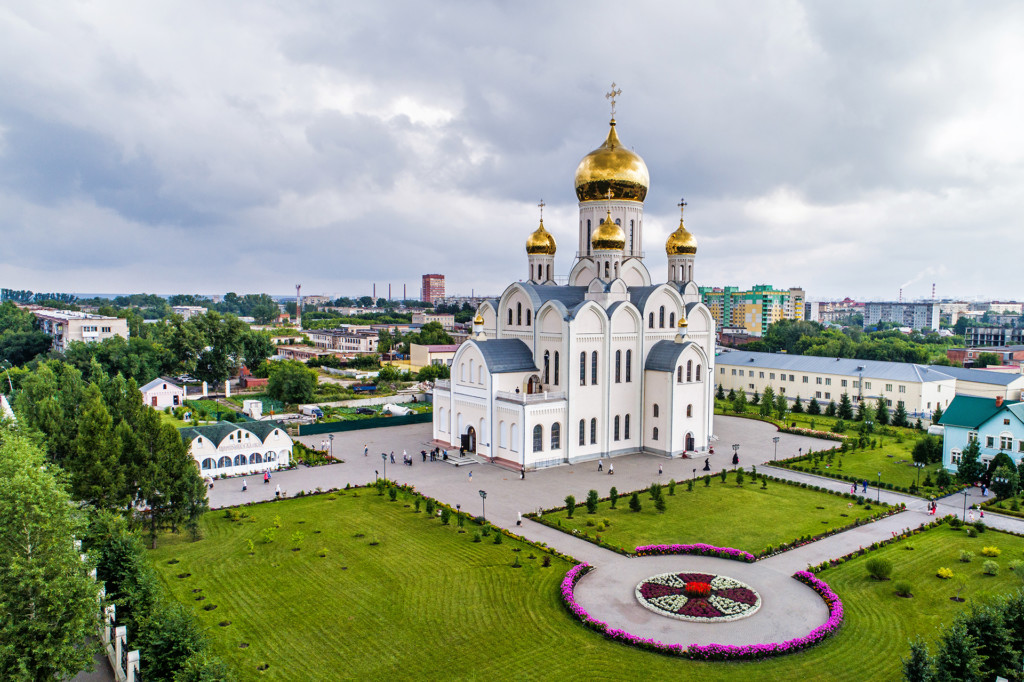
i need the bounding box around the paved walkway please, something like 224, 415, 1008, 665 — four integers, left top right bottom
206, 415, 1024, 648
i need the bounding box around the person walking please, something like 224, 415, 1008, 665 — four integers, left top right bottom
264, 471, 269, 484
969, 509, 975, 523
608, 463, 614, 475
851, 483, 856, 494
517, 511, 522, 526
520, 466, 525, 480
597, 459, 603, 472
468, 470, 473, 481
275, 484, 281, 498
390, 451, 395, 464
364, 444, 368, 457
242, 479, 247, 492
658, 464, 663, 476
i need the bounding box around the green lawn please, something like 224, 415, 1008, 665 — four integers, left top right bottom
148, 491, 1024, 681
540, 478, 881, 554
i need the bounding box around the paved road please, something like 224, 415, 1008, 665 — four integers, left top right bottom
203, 415, 1024, 648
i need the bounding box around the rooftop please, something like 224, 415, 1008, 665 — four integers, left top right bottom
717, 349, 954, 384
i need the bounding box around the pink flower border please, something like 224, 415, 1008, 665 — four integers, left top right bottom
561, 563, 843, 661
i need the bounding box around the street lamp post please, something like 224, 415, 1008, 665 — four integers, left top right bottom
381, 452, 387, 482
772, 436, 780, 462
478, 489, 487, 521
456, 503, 462, 527
876, 471, 881, 503
963, 489, 970, 522
329, 434, 334, 460
692, 468, 696, 482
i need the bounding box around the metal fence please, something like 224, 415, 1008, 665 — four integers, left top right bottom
297, 412, 431, 435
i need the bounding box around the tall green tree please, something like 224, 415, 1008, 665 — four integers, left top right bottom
71, 384, 126, 510
932, 622, 984, 682
242, 331, 276, 371
856, 398, 869, 421
957, 439, 985, 485
0, 429, 100, 680
902, 638, 934, 682
759, 386, 775, 418
775, 391, 788, 419
875, 396, 890, 425
807, 396, 821, 415
932, 404, 944, 424
14, 360, 86, 466
267, 360, 318, 404
837, 393, 854, 420
892, 400, 909, 427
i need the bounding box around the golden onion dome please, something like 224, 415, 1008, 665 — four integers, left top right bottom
474, 313, 485, 325
591, 210, 626, 251
525, 219, 557, 255
678, 313, 688, 328
574, 119, 649, 202
666, 215, 698, 255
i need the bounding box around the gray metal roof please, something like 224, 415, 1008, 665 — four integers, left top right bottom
628, 286, 660, 310
474, 338, 539, 374
139, 376, 180, 392
645, 339, 694, 372
925, 365, 1024, 386
716, 350, 955, 383
519, 283, 589, 311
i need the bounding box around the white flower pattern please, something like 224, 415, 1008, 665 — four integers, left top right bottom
635, 572, 762, 623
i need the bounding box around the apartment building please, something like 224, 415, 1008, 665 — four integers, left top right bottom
32, 309, 129, 351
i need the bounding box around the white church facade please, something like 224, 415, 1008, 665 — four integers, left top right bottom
432, 101, 715, 470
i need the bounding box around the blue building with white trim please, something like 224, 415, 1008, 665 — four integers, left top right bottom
939, 395, 1024, 472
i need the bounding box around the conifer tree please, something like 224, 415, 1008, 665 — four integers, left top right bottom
838, 393, 854, 420
875, 395, 890, 425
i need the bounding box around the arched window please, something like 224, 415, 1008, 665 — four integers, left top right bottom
687, 404, 693, 417
546, 264, 552, 281
615, 218, 621, 225
579, 419, 586, 445
625, 350, 632, 383
469, 359, 475, 380
687, 360, 693, 382
249, 453, 261, 464
554, 351, 560, 385
233, 454, 246, 466
591, 351, 598, 385
517, 302, 522, 326
533, 425, 543, 452
590, 418, 597, 444
579, 352, 586, 386
543, 351, 551, 384
507, 308, 513, 325
551, 423, 561, 450
653, 427, 659, 441
649, 312, 654, 328
670, 312, 675, 328
653, 403, 659, 418
511, 424, 519, 452
478, 366, 484, 384
613, 416, 620, 441
526, 308, 531, 325
438, 406, 446, 431
201, 458, 215, 470
615, 350, 622, 383
537, 264, 542, 281
586, 219, 592, 254
499, 421, 507, 448
624, 414, 630, 440
677, 366, 683, 383
604, 262, 610, 279
659, 306, 665, 328
218, 456, 232, 468
696, 364, 702, 381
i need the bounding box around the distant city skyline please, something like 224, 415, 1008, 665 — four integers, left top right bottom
1, 2, 1023, 299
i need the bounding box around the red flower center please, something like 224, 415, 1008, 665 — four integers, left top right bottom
685, 581, 712, 598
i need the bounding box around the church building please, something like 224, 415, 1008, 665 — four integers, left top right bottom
432, 95, 715, 470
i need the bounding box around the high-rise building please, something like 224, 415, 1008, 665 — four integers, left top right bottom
864, 302, 940, 331
422, 274, 445, 304
698, 285, 805, 336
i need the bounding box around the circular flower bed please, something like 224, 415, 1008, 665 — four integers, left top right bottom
635, 572, 761, 622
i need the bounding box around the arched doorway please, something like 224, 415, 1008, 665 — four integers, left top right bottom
685, 433, 695, 452
462, 426, 477, 453
526, 374, 542, 394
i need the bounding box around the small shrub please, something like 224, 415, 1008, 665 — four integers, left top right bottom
586, 490, 599, 514
425, 499, 436, 516
472, 531, 481, 543
388, 487, 398, 502
960, 550, 975, 563
974, 522, 987, 533
440, 508, 452, 525
481, 525, 491, 537
565, 495, 577, 519
865, 557, 893, 580
966, 527, 978, 538
704, 476, 711, 487
414, 498, 421, 513
629, 492, 642, 513
936, 567, 954, 579
609, 487, 618, 508
894, 581, 913, 597
318, 548, 328, 558
542, 555, 551, 567
981, 546, 1001, 557
719, 469, 728, 483
735, 467, 744, 485
984, 560, 999, 576
493, 530, 503, 544
654, 496, 666, 513
687, 479, 694, 492
948, 517, 963, 528
668, 479, 676, 496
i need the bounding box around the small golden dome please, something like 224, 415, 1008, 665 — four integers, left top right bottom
678, 313, 688, 328
574, 120, 649, 202
525, 219, 557, 255
474, 313, 485, 325
666, 216, 698, 255
591, 210, 626, 251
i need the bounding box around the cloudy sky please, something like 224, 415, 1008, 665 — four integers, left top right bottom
1, 1, 1022, 302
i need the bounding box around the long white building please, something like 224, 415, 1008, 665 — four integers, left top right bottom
432, 102, 715, 470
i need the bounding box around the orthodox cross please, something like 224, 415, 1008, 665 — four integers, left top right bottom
538, 199, 545, 221
606, 189, 614, 202
605, 82, 622, 117
678, 197, 687, 217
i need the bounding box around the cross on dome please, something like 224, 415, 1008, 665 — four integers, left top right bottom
605, 189, 614, 202
538, 199, 545, 220
605, 82, 622, 117
678, 198, 687, 216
